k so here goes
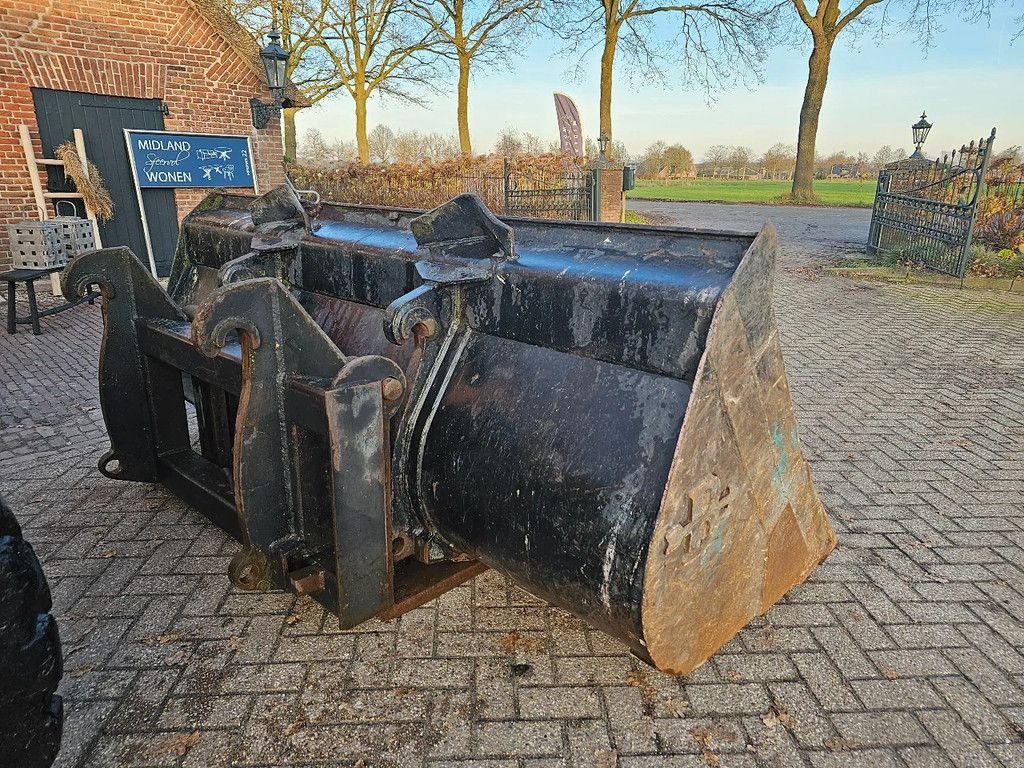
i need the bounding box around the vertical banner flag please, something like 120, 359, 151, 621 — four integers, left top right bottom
553, 92, 584, 158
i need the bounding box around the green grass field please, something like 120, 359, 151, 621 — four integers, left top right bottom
629, 178, 876, 207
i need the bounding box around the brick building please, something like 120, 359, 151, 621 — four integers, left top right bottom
0, 0, 301, 273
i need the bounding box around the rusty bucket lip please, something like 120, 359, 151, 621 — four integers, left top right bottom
638, 222, 837, 674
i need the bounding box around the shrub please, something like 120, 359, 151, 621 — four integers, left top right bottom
974, 193, 1024, 252
287, 154, 585, 214
967, 245, 1024, 285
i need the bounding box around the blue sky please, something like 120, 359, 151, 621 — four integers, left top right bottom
295, 4, 1023, 161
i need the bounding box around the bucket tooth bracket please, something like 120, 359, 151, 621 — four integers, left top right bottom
385, 193, 515, 345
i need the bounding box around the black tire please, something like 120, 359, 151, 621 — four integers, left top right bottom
0, 495, 63, 768
0, 538, 52, 643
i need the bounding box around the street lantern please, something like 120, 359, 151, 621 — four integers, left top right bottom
251, 30, 291, 129
597, 133, 610, 159
910, 111, 932, 158
260, 30, 290, 101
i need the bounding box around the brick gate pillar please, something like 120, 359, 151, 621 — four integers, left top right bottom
592, 165, 625, 223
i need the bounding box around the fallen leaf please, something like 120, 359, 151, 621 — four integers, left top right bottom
881, 667, 898, 680
227, 636, 245, 651
823, 736, 858, 752
663, 697, 690, 717
285, 601, 318, 626
283, 720, 305, 737
68, 664, 96, 678
702, 749, 720, 767
725, 668, 744, 681
154, 731, 201, 757
496, 631, 548, 655
626, 670, 658, 708
762, 699, 797, 730
98, 549, 118, 558
690, 727, 712, 748
594, 748, 618, 768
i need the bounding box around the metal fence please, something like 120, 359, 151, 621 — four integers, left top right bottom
503, 160, 595, 221
289, 162, 595, 222
867, 129, 997, 277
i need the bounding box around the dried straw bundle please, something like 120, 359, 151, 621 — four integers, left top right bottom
54, 142, 115, 222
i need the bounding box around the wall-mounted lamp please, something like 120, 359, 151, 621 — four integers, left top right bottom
251, 30, 291, 130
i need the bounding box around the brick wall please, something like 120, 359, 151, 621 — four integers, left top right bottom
0, 0, 286, 271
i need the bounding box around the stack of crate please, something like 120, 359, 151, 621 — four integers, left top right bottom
8, 216, 96, 271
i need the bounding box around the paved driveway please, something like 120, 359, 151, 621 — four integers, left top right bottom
1, 209, 1023, 767
629, 200, 871, 261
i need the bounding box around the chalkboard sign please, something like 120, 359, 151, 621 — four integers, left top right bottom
124, 130, 257, 189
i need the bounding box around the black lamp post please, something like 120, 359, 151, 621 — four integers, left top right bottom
910, 111, 932, 159
597, 133, 610, 161
251, 30, 291, 130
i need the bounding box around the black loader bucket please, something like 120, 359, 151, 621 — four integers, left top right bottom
64, 186, 835, 674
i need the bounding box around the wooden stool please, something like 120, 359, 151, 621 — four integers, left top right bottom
2, 267, 96, 335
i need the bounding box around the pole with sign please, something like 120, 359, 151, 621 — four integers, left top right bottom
124, 130, 258, 276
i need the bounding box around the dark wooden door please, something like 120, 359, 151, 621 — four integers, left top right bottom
32, 88, 179, 276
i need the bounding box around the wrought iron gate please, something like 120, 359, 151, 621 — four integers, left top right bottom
867, 129, 997, 277
503, 160, 595, 221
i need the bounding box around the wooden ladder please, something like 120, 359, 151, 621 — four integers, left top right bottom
19, 125, 104, 295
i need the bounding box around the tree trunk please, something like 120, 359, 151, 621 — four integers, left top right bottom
599, 26, 618, 145
283, 107, 299, 163
792, 40, 832, 199
355, 85, 369, 165
457, 53, 472, 155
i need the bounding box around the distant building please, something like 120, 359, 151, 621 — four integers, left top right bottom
654, 167, 696, 180
828, 163, 862, 179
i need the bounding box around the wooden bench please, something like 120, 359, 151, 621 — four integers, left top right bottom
2, 267, 97, 335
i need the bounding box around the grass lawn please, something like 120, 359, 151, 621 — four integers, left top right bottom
629, 178, 876, 207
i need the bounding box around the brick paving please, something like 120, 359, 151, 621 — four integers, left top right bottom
2, 212, 1023, 766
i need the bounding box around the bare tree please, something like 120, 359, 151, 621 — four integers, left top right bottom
702, 144, 732, 176
321, 1, 440, 163
727, 145, 756, 171
392, 129, 461, 161
760, 142, 796, 179
788, 0, 1021, 199
368, 124, 397, 162
297, 127, 332, 164
226, 0, 345, 162
662, 144, 694, 175
871, 145, 905, 169
493, 127, 548, 156
545, 0, 781, 144
327, 136, 360, 163
637, 140, 668, 176
409, 0, 541, 154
